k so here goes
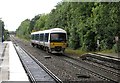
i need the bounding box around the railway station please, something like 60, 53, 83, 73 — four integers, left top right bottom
0, 40, 62, 82
0, 12, 120, 83
1, 1, 120, 82
0, 23, 119, 82
0, 38, 120, 83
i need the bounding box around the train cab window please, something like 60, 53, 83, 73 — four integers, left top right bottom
50, 33, 66, 42
40, 34, 44, 41
45, 33, 49, 42
35, 34, 39, 40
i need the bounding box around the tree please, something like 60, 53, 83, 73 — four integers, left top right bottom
16, 2, 120, 52
16, 19, 30, 39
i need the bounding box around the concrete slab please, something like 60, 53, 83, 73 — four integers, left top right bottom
0, 42, 8, 82
0, 43, 6, 57
0, 41, 29, 82
98, 52, 119, 58
8, 41, 29, 81
0, 43, 9, 81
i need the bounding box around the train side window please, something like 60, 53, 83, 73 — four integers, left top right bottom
35, 34, 39, 40
40, 34, 44, 41
45, 33, 49, 42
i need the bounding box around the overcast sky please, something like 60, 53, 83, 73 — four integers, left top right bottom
0, 0, 62, 31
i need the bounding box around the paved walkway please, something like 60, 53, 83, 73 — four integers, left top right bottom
0, 41, 29, 82
0, 42, 9, 81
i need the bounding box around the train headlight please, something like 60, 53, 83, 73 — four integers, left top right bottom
50, 43, 54, 47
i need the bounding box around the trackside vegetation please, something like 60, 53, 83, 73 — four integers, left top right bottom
16, 2, 120, 52
0, 20, 9, 41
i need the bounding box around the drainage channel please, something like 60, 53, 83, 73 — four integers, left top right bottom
14, 44, 62, 83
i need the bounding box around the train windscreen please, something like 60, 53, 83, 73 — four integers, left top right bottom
50, 33, 66, 42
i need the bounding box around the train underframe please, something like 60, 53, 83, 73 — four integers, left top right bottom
31, 43, 65, 53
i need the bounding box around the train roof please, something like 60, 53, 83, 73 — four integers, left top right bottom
31, 31, 42, 35
31, 28, 66, 35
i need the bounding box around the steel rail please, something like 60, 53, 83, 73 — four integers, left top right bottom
11, 37, 62, 83
20, 45, 63, 83
62, 54, 119, 83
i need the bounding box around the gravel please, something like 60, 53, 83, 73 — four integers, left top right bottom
11, 37, 108, 82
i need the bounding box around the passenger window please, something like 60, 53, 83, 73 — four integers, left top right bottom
45, 33, 49, 42
40, 34, 44, 41
35, 34, 39, 40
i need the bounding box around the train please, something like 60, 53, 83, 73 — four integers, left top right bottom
31, 28, 67, 53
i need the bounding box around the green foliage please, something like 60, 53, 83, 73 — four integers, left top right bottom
16, 19, 30, 40
65, 48, 87, 56
34, 14, 48, 30
16, 2, 120, 52
29, 14, 40, 33
0, 20, 9, 41
4, 29, 9, 40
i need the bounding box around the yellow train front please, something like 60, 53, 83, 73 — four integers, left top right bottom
31, 28, 67, 53
49, 32, 67, 53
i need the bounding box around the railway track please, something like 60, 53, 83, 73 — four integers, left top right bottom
11, 36, 120, 83
61, 54, 120, 83
80, 53, 120, 73
81, 53, 120, 69
13, 42, 62, 83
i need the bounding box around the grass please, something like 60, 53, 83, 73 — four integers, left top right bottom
16, 36, 30, 42
65, 48, 87, 56
65, 48, 116, 57
96, 49, 118, 57
99, 49, 115, 53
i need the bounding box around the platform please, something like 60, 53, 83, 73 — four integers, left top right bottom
0, 41, 29, 82
97, 52, 119, 59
